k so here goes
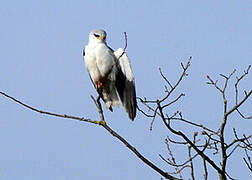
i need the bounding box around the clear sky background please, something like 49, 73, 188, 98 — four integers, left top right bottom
0, 0, 251, 179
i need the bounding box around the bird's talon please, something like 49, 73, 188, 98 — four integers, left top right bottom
97, 81, 103, 88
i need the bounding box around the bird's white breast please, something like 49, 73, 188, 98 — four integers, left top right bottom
84, 42, 116, 82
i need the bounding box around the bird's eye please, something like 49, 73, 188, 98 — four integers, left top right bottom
94, 33, 100, 38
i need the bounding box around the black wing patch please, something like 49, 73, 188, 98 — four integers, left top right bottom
82, 49, 85, 57
115, 66, 137, 120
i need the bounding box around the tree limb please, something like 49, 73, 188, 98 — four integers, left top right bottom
0, 91, 181, 180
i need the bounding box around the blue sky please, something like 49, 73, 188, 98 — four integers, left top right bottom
0, 0, 251, 179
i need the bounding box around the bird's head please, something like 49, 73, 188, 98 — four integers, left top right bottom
89, 29, 107, 44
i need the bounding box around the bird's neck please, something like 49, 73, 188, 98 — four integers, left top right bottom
88, 40, 107, 48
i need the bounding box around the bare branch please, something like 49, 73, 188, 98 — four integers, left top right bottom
166, 165, 191, 175
159, 67, 173, 89
166, 136, 187, 145
235, 65, 251, 96
160, 149, 199, 168
170, 117, 217, 135
234, 65, 252, 119
136, 105, 155, 118
150, 107, 158, 131
0, 91, 97, 124
207, 68, 251, 179
165, 139, 183, 179
123, 31, 128, 51
220, 69, 236, 94
243, 149, 252, 173
118, 32, 128, 60
236, 109, 252, 119
0, 91, 181, 180
188, 146, 195, 180
156, 101, 226, 178
162, 93, 185, 109
226, 144, 240, 158
202, 131, 221, 144
225, 89, 252, 117
138, 59, 251, 179
160, 57, 191, 103
206, 75, 223, 93
203, 158, 208, 180
226, 129, 252, 149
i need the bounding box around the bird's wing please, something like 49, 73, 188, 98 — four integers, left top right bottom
114, 48, 137, 120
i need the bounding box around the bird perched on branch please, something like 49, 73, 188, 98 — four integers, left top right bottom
83, 29, 137, 120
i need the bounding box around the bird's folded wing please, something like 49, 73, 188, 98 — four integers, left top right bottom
114, 48, 137, 120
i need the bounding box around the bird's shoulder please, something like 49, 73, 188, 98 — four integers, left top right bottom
84, 43, 101, 61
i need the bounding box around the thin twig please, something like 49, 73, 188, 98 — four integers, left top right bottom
123, 32, 128, 51
203, 157, 208, 180
166, 139, 183, 178
150, 107, 158, 131
136, 105, 155, 118
234, 66, 252, 119
225, 89, 252, 117
159, 68, 173, 89
243, 149, 252, 172
162, 93, 185, 109
169, 117, 217, 135
160, 57, 191, 103
188, 146, 195, 180
236, 109, 252, 119
226, 129, 252, 149
118, 32, 128, 60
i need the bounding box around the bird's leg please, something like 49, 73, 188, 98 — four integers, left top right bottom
93, 80, 106, 125
97, 86, 103, 97
96, 94, 101, 102
90, 95, 106, 126
96, 80, 103, 97
95, 94, 106, 125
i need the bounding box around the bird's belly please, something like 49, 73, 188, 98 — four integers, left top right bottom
97, 57, 114, 77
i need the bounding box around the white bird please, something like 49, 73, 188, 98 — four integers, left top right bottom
83, 29, 137, 120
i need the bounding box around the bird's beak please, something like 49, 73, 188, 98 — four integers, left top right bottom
98, 34, 105, 41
